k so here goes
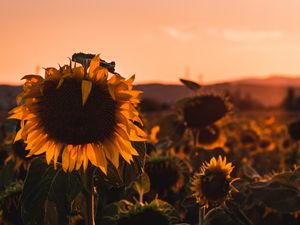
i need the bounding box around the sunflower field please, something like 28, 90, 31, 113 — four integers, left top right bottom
1, 53, 300, 225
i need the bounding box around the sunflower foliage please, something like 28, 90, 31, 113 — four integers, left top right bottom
2, 53, 147, 225
3, 67, 300, 225
100, 199, 180, 225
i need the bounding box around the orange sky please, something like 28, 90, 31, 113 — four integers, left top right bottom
1, 0, 300, 85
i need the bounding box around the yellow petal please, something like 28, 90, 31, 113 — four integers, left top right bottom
93, 144, 107, 174
94, 67, 108, 82
89, 54, 100, 78
75, 146, 83, 170
81, 80, 92, 106
126, 75, 135, 88
69, 147, 77, 172
103, 140, 119, 169
116, 134, 138, 156
53, 144, 62, 170
108, 83, 115, 100
62, 146, 71, 172
82, 146, 89, 171
46, 142, 55, 164
14, 128, 23, 143
86, 143, 97, 166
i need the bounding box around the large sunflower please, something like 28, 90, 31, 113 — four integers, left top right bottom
8, 54, 146, 173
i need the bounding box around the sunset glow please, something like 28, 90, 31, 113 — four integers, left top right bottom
1, 0, 300, 85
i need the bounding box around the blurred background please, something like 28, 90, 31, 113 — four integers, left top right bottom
1, 0, 300, 116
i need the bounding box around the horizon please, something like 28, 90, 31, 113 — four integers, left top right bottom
1, 0, 300, 84
2, 73, 300, 87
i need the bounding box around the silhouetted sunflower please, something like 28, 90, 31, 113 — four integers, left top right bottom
145, 156, 190, 199
191, 156, 236, 208
2, 121, 32, 171
4, 140, 32, 171
197, 125, 226, 149
259, 138, 275, 152
288, 120, 300, 141
183, 94, 231, 129
0, 182, 23, 225
239, 129, 259, 147
101, 199, 179, 225
8, 54, 146, 173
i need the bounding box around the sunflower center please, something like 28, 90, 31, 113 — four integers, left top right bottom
198, 125, 220, 145
184, 95, 228, 129
201, 171, 230, 202
37, 78, 117, 145
145, 159, 180, 195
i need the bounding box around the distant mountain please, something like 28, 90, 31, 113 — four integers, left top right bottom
136, 79, 299, 107
234, 75, 300, 87
1, 75, 300, 117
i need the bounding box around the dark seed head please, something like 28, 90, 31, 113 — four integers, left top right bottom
201, 171, 230, 202
183, 95, 229, 129
37, 77, 117, 145
198, 125, 220, 146
145, 158, 180, 195
288, 120, 300, 141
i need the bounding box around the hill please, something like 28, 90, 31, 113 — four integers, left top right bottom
1, 75, 300, 116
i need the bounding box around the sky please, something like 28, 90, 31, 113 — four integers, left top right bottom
1, 0, 300, 85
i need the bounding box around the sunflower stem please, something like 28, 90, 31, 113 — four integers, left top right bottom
199, 206, 205, 225
139, 191, 144, 204
83, 166, 96, 225
192, 129, 199, 147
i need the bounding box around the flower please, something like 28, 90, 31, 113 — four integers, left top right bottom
145, 156, 190, 200
183, 94, 231, 129
191, 156, 235, 207
197, 125, 226, 149
8, 54, 146, 173
101, 199, 179, 225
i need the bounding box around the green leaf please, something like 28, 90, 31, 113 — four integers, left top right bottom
179, 78, 201, 91
204, 207, 251, 225
21, 157, 82, 225
241, 165, 261, 181
120, 141, 146, 187
48, 168, 82, 224
133, 172, 150, 197
181, 196, 197, 208
249, 180, 300, 213
0, 161, 16, 191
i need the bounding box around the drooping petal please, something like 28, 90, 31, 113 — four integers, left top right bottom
81, 80, 93, 106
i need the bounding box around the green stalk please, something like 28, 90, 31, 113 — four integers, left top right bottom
199, 206, 205, 225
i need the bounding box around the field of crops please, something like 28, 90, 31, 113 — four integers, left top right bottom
1, 54, 300, 225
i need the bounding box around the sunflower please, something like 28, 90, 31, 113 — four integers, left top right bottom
4, 140, 32, 171
145, 156, 190, 201
101, 199, 179, 225
8, 54, 146, 173
0, 182, 23, 225
183, 94, 231, 129
288, 120, 300, 141
1, 121, 32, 171
197, 124, 226, 149
191, 156, 236, 208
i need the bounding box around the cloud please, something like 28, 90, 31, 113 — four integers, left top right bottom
222, 29, 283, 42
161, 26, 194, 41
